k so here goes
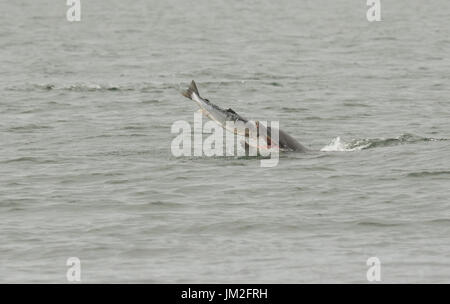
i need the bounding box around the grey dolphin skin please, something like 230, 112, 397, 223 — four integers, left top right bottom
181, 80, 308, 152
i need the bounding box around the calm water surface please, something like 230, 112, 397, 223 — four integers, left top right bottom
0, 0, 449, 282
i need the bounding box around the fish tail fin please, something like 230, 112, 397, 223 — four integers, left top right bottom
182, 80, 200, 99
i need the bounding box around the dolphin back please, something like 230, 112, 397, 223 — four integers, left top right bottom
278, 128, 308, 152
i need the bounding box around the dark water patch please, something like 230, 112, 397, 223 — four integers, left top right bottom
145, 201, 184, 208
5, 84, 53, 91
425, 56, 443, 61
87, 150, 153, 158
91, 172, 125, 177
356, 221, 404, 227
424, 218, 450, 225
407, 171, 450, 178
141, 99, 160, 104
342, 102, 370, 107
1, 157, 57, 164
122, 125, 146, 131
19, 108, 46, 114
0, 199, 37, 207
266, 82, 283, 87
81, 133, 148, 140
304, 166, 336, 172
39, 84, 55, 90
187, 221, 266, 234
373, 36, 397, 41
245, 72, 292, 81
327, 174, 363, 179
304, 116, 323, 121
281, 107, 309, 112
81, 134, 116, 140
106, 179, 130, 185
7, 124, 53, 132
124, 133, 148, 137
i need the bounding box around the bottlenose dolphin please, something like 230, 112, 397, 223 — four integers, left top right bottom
181, 80, 308, 152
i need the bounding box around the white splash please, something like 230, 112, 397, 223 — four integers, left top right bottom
320, 137, 347, 152
320, 137, 369, 152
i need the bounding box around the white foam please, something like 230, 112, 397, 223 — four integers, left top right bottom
321, 137, 347, 152
320, 137, 370, 152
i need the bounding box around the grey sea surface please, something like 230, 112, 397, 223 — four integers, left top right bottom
1, 0, 449, 283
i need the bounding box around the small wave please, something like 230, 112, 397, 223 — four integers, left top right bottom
280, 107, 309, 112
321, 134, 447, 152
5, 82, 177, 92
52, 83, 127, 92
320, 136, 369, 152
407, 171, 450, 178
1, 157, 56, 164
5, 83, 126, 92
356, 221, 403, 227
7, 124, 53, 132
425, 218, 450, 224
